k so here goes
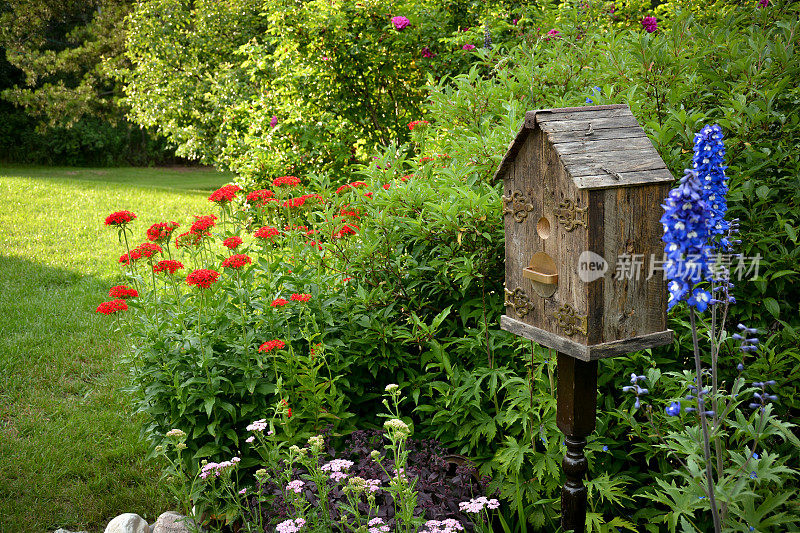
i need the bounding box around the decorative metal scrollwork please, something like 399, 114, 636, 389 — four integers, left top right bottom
504, 287, 533, 318
554, 304, 588, 336
555, 198, 587, 231
502, 190, 534, 223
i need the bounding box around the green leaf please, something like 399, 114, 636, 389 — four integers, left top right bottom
763, 297, 780, 319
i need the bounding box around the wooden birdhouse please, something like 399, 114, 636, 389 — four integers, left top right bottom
497, 104, 674, 361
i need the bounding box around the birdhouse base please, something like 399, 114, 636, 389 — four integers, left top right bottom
500, 315, 673, 361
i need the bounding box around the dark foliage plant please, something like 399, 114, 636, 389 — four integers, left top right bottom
252, 430, 491, 530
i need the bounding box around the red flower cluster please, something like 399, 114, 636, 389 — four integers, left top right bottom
334, 224, 358, 238
175, 231, 203, 248
254, 226, 281, 241
96, 299, 128, 315
382, 183, 391, 190
190, 215, 218, 235
221, 254, 252, 269
104, 210, 137, 227
408, 120, 429, 131
401, 174, 412, 182
280, 399, 292, 418
223, 236, 243, 249
339, 207, 362, 220
335, 181, 367, 194
153, 260, 185, 274
119, 250, 141, 265
186, 268, 220, 288
146, 221, 180, 243
135, 242, 163, 259
272, 176, 301, 187
271, 298, 288, 307
208, 184, 242, 204
306, 240, 323, 250
246, 189, 275, 206
282, 196, 307, 209
109, 285, 138, 299
259, 339, 286, 352
290, 293, 311, 302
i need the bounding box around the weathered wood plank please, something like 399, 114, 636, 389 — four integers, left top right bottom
501, 315, 673, 360
559, 148, 667, 176
537, 115, 640, 134
501, 315, 590, 360
493, 126, 533, 182
535, 106, 632, 124
546, 126, 643, 144
572, 168, 674, 189
553, 135, 657, 156
587, 330, 674, 358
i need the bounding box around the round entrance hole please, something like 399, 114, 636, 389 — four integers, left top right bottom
536, 216, 551, 239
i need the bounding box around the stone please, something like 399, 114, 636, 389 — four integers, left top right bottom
104, 513, 150, 533
152, 511, 200, 533
53, 529, 88, 533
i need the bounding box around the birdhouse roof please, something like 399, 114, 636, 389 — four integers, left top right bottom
493, 104, 674, 189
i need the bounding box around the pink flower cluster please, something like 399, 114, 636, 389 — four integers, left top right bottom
458, 496, 500, 513
364, 478, 381, 493
276, 518, 306, 533
321, 459, 354, 482
368, 517, 389, 533
286, 479, 305, 494
642, 16, 657, 33
199, 456, 240, 479
246, 419, 269, 432
391, 16, 410, 30
420, 519, 464, 533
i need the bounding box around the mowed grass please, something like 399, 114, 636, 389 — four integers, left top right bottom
0, 166, 231, 532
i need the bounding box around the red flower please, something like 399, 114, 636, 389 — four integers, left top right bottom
419, 156, 434, 163
271, 298, 288, 307
290, 293, 311, 302
254, 226, 281, 241
408, 120, 429, 131
363, 192, 373, 199
208, 184, 242, 204
223, 236, 243, 249
221, 254, 252, 269
146, 221, 180, 243
109, 285, 138, 299
135, 242, 162, 259
401, 174, 412, 182
335, 181, 367, 194
246, 189, 275, 206
306, 240, 323, 250
339, 207, 362, 220
186, 269, 220, 288
287, 407, 292, 418
280, 399, 292, 417
119, 250, 142, 265
281, 196, 307, 208
272, 176, 301, 187
153, 260, 184, 274
301, 193, 324, 204
96, 299, 128, 315
334, 224, 358, 238
382, 183, 391, 190
190, 215, 218, 235
104, 210, 137, 227
342, 277, 353, 283
259, 339, 286, 352
175, 231, 203, 248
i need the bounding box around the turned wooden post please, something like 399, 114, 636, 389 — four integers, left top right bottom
557, 352, 597, 533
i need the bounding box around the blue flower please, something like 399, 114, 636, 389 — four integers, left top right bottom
749, 471, 758, 479
665, 401, 681, 416
661, 124, 729, 312
602, 445, 609, 452
752, 452, 759, 459
586, 86, 602, 104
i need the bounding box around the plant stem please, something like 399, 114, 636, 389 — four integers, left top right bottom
690, 309, 722, 533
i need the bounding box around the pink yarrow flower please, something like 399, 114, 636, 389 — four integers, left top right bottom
276, 518, 306, 533
286, 479, 305, 494
391, 16, 410, 30
462, 44, 475, 51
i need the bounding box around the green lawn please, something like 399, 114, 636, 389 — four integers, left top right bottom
0, 166, 231, 532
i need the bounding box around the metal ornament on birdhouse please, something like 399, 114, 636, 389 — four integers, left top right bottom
496, 104, 674, 361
